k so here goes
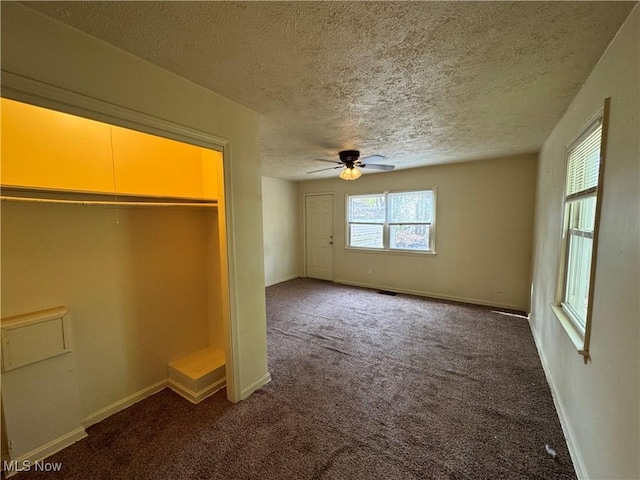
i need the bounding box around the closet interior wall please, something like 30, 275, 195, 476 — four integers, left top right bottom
1, 201, 221, 455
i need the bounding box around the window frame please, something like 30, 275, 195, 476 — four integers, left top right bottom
346, 188, 437, 255
552, 98, 610, 364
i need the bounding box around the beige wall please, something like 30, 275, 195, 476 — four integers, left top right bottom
299, 154, 537, 312
262, 177, 300, 286
1, 0, 268, 428
530, 6, 639, 479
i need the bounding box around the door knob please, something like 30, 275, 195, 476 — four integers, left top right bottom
329, 241, 334, 245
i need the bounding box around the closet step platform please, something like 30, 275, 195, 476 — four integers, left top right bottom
168, 347, 226, 404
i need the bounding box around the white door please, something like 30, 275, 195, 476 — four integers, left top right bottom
305, 194, 333, 280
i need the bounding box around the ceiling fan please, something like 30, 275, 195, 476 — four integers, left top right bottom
307, 150, 395, 180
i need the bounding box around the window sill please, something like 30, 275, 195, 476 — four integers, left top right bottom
345, 247, 436, 257
550, 304, 589, 362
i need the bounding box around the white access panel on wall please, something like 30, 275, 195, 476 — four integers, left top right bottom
1, 306, 71, 372
1, 306, 85, 461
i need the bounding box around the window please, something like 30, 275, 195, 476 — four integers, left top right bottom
347, 190, 435, 253
554, 99, 609, 363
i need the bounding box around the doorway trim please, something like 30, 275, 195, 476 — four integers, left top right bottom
1, 70, 242, 403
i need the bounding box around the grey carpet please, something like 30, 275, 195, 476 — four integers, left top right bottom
10, 278, 575, 479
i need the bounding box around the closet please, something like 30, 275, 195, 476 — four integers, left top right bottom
0, 98, 229, 461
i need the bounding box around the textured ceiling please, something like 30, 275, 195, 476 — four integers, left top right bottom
24, 1, 635, 181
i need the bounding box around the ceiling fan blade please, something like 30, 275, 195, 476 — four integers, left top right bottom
360, 163, 395, 171
307, 166, 342, 174
361, 155, 386, 163
314, 158, 342, 165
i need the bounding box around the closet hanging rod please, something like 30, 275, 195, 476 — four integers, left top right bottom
0, 195, 217, 208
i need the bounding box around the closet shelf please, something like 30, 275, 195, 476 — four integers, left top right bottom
1, 195, 217, 208
0, 186, 218, 208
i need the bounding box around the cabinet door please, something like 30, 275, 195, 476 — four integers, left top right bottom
200, 148, 221, 201
111, 126, 217, 200
1, 98, 115, 193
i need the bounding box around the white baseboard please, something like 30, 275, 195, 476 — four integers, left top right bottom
82, 379, 168, 428
528, 318, 584, 479
240, 372, 271, 400
334, 278, 526, 312
265, 274, 299, 287
167, 377, 226, 404
4, 427, 87, 478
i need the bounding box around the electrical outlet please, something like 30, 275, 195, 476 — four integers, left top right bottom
368, 268, 372, 274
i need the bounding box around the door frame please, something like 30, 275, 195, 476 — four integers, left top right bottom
302, 192, 335, 280
1, 71, 242, 403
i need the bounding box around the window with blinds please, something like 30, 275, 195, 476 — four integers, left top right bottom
551, 98, 611, 363
347, 190, 436, 253
560, 115, 604, 339
552, 99, 609, 363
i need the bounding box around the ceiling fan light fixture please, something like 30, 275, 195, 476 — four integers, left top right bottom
339, 166, 362, 181
309, 149, 392, 178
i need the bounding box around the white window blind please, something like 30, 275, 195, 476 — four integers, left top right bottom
566, 121, 602, 197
